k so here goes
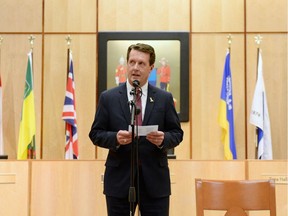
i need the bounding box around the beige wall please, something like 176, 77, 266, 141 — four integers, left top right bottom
0, 0, 287, 160
0, 160, 287, 216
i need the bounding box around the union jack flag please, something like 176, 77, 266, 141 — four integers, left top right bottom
62, 51, 78, 159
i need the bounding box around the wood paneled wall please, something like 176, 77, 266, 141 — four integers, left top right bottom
0, 160, 287, 216
0, 0, 287, 160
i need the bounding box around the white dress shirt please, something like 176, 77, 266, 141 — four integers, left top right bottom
126, 80, 148, 121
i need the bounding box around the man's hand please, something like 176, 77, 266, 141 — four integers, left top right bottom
146, 131, 164, 147
117, 130, 132, 145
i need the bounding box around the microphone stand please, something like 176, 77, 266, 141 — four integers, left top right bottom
129, 86, 137, 216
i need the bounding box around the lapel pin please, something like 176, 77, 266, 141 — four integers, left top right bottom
149, 97, 154, 103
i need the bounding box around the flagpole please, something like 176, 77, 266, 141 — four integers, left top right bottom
28, 35, 35, 85
218, 34, 237, 160
28, 35, 35, 55
65, 35, 71, 159
227, 34, 232, 54
30, 35, 35, 159
28, 35, 35, 91
227, 34, 238, 160
254, 34, 263, 159
66, 35, 71, 75
0, 35, 5, 156
29, 35, 36, 159
63, 35, 79, 159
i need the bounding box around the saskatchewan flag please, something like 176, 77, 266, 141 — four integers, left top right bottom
17, 51, 36, 159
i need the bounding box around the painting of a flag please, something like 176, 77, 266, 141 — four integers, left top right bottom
17, 51, 36, 159
62, 51, 78, 159
218, 51, 237, 160
250, 50, 272, 160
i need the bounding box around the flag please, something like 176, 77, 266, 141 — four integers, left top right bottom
0, 76, 4, 155
218, 51, 237, 160
17, 51, 36, 159
62, 51, 78, 159
250, 50, 272, 159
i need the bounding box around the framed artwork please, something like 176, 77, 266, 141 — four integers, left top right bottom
98, 32, 189, 122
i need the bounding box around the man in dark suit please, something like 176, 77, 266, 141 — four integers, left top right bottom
89, 43, 183, 216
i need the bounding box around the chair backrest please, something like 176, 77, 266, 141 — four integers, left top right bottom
195, 179, 276, 216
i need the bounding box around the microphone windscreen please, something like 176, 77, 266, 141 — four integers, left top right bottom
132, 80, 140, 87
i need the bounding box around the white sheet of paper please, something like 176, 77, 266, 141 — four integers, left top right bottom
128, 125, 158, 136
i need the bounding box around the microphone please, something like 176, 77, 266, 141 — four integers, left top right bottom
132, 80, 140, 87
135, 108, 141, 115
127, 101, 140, 115
129, 79, 141, 125
132, 80, 142, 97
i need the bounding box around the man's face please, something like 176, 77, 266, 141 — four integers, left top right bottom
127, 49, 154, 87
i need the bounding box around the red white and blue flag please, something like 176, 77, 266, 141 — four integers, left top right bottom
62, 51, 78, 159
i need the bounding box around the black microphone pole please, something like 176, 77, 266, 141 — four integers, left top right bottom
129, 80, 140, 215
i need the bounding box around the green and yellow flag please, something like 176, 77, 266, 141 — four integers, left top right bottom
17, 51, 36, 159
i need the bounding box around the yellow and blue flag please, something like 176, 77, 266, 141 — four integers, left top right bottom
218, 51, 237, 160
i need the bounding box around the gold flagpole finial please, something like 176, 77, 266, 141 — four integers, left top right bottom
227, 34, 233, 48
65, 35, 72, 48
28, 35, 36, 49
254, 34, 263, 47
0, 36, 3, 47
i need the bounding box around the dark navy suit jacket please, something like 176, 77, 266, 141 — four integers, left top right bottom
89, 83, 183, 198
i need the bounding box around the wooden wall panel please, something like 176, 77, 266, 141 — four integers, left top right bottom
246, 0, 288, 32
0, 160, 286, 216
42, 34, 96, 159
30, 160, 246, 216
44, 0, 97, 32
0, 0, 42, 32
98, 0, 190, 31
174, 122, 191, 159
30, 161, 106, 216
191, 34, 246, 160
247, 160, 288, 216
192, 0, 244, 32
0, 161, 29, 216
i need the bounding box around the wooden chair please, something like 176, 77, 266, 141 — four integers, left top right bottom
195, 179, 276, 216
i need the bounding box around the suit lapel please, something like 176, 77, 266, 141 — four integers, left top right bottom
118, 84, 131, 125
